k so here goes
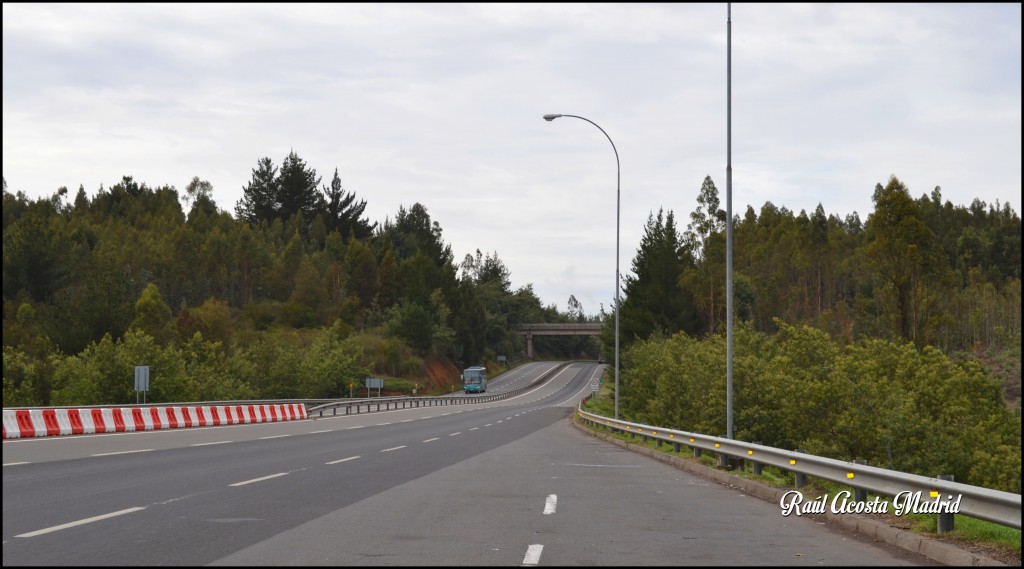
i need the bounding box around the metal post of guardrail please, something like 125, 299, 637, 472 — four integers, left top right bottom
937, 475, 955, 533
673, 440, 681, 452
794, 449, 807, 488
853, 460, 867, 502
694, 446, 702, 458
752, 442, 763, 475
717, 435, 729, 468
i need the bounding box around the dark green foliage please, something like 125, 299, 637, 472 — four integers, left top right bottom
3, 166, 1018, 492
3, 204, 74, 303
276, 151, 322, 227
620, 321, 1021, 493
618, 208, 699, 351
130, 283, 174, 345
323, 168, 375, 240
235, 157, 279, 225
388, 300, 434, 354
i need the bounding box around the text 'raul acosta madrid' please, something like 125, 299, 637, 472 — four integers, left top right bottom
780, 490, 962, 517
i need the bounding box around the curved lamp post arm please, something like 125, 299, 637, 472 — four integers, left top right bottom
543, 113, 621, 420
543, 114, 620, 174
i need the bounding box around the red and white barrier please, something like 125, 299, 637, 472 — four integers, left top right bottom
2, 403, 307, 439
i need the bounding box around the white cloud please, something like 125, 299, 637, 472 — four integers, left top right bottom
4, 3, 1020, 316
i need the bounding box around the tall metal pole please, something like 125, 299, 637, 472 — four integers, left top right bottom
543, 113, 621, 419
726, 3, 735, 439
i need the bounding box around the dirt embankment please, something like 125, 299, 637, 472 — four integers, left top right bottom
423, 357, 461, 392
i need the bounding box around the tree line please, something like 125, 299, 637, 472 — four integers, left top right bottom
3, 152, 599, 406
609, 174, 1020, 358
3, 160, 1020, 490
590, 172, 1020, 493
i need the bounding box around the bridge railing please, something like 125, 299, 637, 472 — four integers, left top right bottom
575, 404, 1022, 531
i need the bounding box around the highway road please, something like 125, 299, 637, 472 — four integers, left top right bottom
3, 361, 936, 565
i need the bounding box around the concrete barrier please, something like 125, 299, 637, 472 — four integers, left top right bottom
2, 403, 309, 439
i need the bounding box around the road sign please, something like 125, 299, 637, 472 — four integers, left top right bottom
135, 365, 150, 404
590, 377, 600, 391
135, 366, 150, 391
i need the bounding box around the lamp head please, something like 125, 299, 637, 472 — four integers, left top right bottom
543, 114, 562, 121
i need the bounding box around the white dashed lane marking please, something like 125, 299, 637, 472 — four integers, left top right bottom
543, 494, 557, 515
523, 544, 543, 565
92, 449, 154, 457
230, 473, 288, 487
325, 456, 360, 465
15, 507, 146, 538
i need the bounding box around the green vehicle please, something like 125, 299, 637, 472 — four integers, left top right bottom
462, 366, 487, 394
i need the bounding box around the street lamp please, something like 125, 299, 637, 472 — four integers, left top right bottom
543, 113, 621, 420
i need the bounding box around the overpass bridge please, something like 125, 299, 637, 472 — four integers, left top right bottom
512, 323, 602, 358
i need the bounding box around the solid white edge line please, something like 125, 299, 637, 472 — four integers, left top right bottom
191, 441, 231, 446
16, 507, 146, 538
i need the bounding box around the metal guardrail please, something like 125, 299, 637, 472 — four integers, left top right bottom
3, 361, 585, 426
575, 405, 1022, 530
307, 361, 577, 418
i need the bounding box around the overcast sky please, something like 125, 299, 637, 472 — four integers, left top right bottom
4, 3, 1021, 318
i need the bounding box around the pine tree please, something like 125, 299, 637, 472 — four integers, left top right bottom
277, 150, 321, 227
620, 208, 699, 345
322, 168, 375, 240
235, 157, 278, 225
